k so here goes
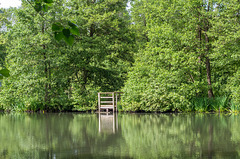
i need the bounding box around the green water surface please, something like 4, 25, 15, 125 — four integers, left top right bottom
0, 113, 239, 159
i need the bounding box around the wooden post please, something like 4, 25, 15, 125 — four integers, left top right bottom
116, 112, 118, 131
115, 93, 118, 112
98, 112, 101, 132
98, 92, 122, 112
112, 92, 115, 112
113, 111, 115, 133
98, 93, 100, 112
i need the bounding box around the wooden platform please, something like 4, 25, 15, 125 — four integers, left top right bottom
98, 92, 123, 112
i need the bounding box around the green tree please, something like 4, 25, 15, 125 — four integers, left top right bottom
210, 1, 240, 110
0, 9, 11, 79
0, 1, 72, 111
0, 0, 134, 111
61, 0, 134, 110
122, 0, 235, 112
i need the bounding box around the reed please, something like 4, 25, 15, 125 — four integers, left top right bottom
229, 101, 240, 113
209, 96, 228, 112
191, 96, 229, 112
191, 97, 209, 112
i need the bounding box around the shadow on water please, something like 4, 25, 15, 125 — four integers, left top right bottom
0, 112, 240, 158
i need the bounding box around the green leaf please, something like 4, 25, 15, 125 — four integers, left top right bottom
54, 32, 64, 41
44, 0, 53, 3
70, 27, 80, 36
68, 21, 77, 28
52, 23, 62, 31
46, 3, 53, 7
64, 35, 74, 45
68, 21, 79, 35
62, 29, 71, 38
0, 69, 10, 77
42, 4, 48, 12
34, 3, 42, 12
30, 0, 42, 2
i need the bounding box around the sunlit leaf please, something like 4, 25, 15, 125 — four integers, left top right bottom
68, 21, 79, 36
64, 35, 74, 45
46, 3, 53, 7
70, 27, 80, 36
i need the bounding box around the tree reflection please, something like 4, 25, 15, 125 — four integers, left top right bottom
120, 113, 240, 158
0, 113, 240, 158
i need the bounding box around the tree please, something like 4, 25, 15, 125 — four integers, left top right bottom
210, 0, 240, 110
0, 0, 134, 111
0, 9, 11, 79
122, 0, 237, 112
62, 0, 134, 110
0, 1, 72, 111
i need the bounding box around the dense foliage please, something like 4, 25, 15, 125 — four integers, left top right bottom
1, 0, 240, 112
0, 0, 133, 111
122, 0, 240, 112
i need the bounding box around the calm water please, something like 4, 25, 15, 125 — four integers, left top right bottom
0, 113, 240, 158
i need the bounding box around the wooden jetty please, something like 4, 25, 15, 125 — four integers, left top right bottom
98, 92, 123, 112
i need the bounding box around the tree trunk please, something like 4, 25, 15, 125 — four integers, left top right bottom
198, 15, 202, 85
43, 47, 49, 109
205, 2, 214, 98
48, 61, 51, 92
81, 68, 88, 93
206, 56, 214, 98
42, 23, 49, 109
79, 23, 94, 93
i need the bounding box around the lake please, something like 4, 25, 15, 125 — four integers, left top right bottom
0, 112, 239, 158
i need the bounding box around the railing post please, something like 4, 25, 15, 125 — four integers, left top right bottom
98, 92, 122, 112
112, 92, 115, 112
115, 92, 118, 112
98, 93, 100, 112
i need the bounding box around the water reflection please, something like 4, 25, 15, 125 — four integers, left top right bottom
1, 113, 240, 158
98, 112, 118, 133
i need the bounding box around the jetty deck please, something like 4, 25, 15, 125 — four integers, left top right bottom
98, 92, 123, 112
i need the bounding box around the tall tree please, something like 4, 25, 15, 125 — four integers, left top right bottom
0, 1, 72, 111
62, 0, 134, 110
0, 9, 12, 79
0, 0, 134, 111
210, 0, 240, 108
122, 0, 233, 112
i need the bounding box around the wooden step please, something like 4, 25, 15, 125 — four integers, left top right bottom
98, 92, 123, 112
100, 106, 114, 109
99, 92, 114, 94
100, 105, 114, 107
101, 101, 113, 103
